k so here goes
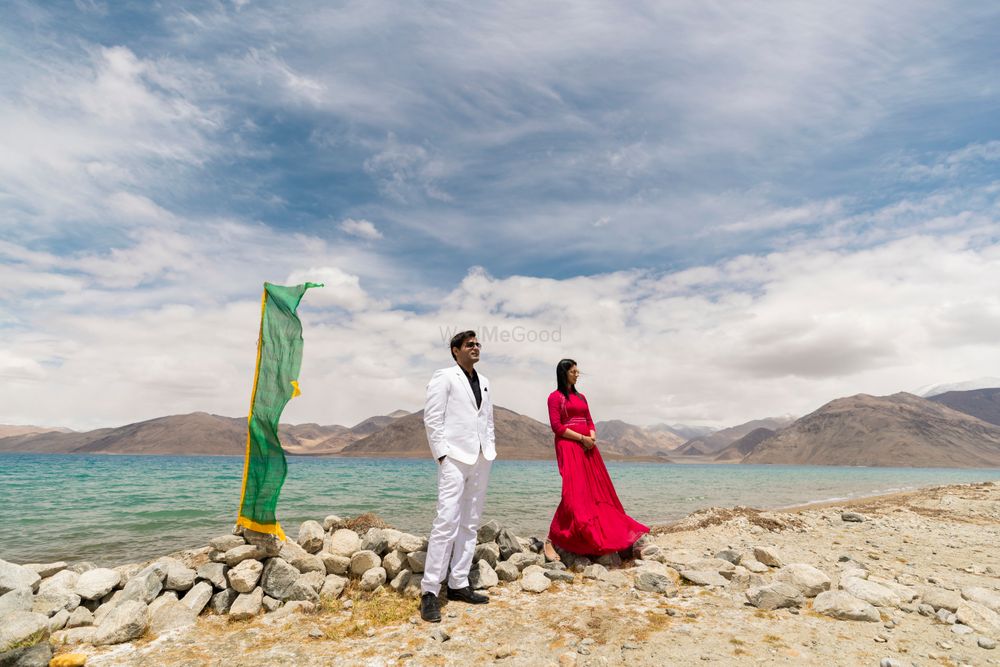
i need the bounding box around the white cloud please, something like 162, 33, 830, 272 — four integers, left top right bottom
339, 218, 383, 241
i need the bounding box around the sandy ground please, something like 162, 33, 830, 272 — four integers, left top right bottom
64, 481, 1000, 667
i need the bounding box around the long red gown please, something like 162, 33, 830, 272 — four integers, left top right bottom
546, 390, 649, 556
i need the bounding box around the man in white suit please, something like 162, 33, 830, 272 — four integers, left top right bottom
420, 330, 497, 623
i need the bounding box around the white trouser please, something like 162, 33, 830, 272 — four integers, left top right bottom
421, 452, 492, 595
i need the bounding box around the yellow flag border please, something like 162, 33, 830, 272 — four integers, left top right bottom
235, 288, 287, 542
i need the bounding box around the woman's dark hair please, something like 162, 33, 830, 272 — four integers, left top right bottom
449, 330, 477, 360
556, 358, 579, 399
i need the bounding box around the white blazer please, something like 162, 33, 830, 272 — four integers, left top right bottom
423, 365, 496, 465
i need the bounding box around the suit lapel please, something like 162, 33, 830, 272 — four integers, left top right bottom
455, 367, 477, 408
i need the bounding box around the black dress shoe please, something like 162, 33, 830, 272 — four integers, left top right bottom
446, 585, 489, 604
420, 592, 441, 623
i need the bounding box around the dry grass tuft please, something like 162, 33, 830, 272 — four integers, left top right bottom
320, 588, 414, 641
327, 512, 393, 533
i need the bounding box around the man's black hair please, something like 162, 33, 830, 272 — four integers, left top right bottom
450, 330, 477, 360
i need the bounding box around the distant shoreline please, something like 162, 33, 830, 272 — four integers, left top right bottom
4, 450, 1000, 471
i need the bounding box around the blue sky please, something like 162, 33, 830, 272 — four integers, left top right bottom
2, 1, 999, 430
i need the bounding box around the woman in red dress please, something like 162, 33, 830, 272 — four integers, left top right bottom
544, 359, 649, 561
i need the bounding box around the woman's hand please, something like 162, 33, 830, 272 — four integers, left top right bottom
580, 436, 596, 450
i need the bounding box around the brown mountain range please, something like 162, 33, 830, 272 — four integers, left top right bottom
673, 417, 795, 456
713, 428, 776, 462
338, 406, 554, 460
742, 392, 1000, 467
0, 413, 364, 456
594, 420, 685, 457
0, 425, 73, 438
928, 388, 1000, 427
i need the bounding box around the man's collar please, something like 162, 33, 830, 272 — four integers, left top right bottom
456, 363, 478, 379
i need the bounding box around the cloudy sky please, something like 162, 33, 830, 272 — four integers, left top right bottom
2, 1, 999, 431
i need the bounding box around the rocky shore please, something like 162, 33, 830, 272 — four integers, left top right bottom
2, 481, 999, 666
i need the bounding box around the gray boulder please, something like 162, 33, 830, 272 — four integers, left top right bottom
223, 544, 268, 568
149, 598, 197, 635
388, 570, 411, 593
407, 551, 427, 574
196, 562, 228, 589
229, 587, 263, 621
228, 559, 264, 594
520, 571, 551, 593
262, 596, 281, 612
23, 562, 67, 579
0, 611, 49, 652
320, 552, 350, 576
0, 560, 41, 595
361, 528, 390, 555
261, 558, 299, 600
634, 569, 677, 595
474, 543, 500, 568
75, 568, 121, 601
0, 642, 52, 667
296, 571, 326, 594
544, 569, 575, 583
470, 561, 498, 590
92, 599, 150, 645
477, 520, 501, 544
159, 558, 196, 592
209, 534, 246, 552
119, 564, 165, 605
350, 551, 381, 576
920, 586, 962, 613
595, 553, 622, 569
841, 512, 865, 522
359, 567, 387, 592
320, 575, 347, 600
0, 588, 33, 617
381, 550, 407, 579
508, 552, 544, 571
290, 553, 326, 575
396, 533, 427, 553
66, 605, 95, 628
752, 546, 784, 568
47, 609, 70, 632
496, 528, 522, 560
583, 564, 609, 580
297, 520, 325, 554
284, 578, 320, 603
774, 564, 831, 597
325, 529, 361, 557
495, 562, 520, 582
181, 581, 214, 615
32, 589, 81, 617
322, 515, 342, 531
714, 549, 741, 564
812, 590, 880, 622
679, 570, 728, 587
210, 588, 239, 615
746, 582, 804, 610
956, 600, 1000, 637
961, 586, 1000, 614
841, 577, 900, 608
38, 570, 79, 595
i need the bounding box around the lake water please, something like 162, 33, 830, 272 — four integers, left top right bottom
4, 453, 1000, 566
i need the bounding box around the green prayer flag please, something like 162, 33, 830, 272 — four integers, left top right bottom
237, 281, 321, 540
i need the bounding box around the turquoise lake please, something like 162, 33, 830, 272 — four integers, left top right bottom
3, 453, 1000, 566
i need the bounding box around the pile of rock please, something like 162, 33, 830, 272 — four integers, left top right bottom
0, 516, 671, 662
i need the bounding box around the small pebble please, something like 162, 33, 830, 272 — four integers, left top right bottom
431, 628, 450, 643
308, 628, 323, 638
874, 634, 888, 643
494, 645, 513, 659
980, 637, 997, 650
952, 624, 974, 635
342, 600, 353, 609
938, 641, 954, 650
